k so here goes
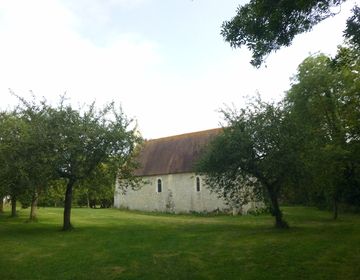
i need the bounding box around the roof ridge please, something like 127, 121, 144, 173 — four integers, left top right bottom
146, 127, 222, 142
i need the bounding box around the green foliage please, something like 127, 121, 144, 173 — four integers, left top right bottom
222, 0, 354, 67
0, 94, 141, 228
0, 111, 29, 215
0, 94, 62, 218
197, 97, 302, 228
16, 95, 59, 219
0, 207, 359, 279
285, 47, 360, 216
344, 5, 360, 48
38, 180, 66, 207
75, 164, 116, 208
45, 97, 141, 229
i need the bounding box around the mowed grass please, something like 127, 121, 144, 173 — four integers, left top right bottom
0, 207, 359, 280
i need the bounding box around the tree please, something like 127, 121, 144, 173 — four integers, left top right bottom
0, 111, 28, 217
38, 180, 66, 207
285, 47, 360, 218
344, 5, 360, 48
76, 164, 116, 208
221, 0, 359, 67
14, 95, 57, 221
0, 112, 12, 214
47, 99, 140, 231
0, 113, 12, 213
0, 100, 55, 219
197, 98, 302, 228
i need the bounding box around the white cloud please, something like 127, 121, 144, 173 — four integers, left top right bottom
0, 0, 356, 139
0, 0, 162, 109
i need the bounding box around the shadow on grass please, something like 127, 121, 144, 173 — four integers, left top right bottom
1, 207, 358, 239
1, 208, 359, 280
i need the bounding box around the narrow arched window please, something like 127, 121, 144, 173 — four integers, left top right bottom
157, 179, 162, 193
196, 177, 201, 192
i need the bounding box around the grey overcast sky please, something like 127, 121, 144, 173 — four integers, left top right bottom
0, 0, 357, 139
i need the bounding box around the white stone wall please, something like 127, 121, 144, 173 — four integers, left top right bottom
114, 172, 228, 213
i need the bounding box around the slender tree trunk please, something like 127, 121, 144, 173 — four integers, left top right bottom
87, 192, 90, 208
267, 185, 289, 229
29, 192, 38, 221
11, 196, 17, 217
0, 196, 4, 213
333, 198, 338, 220
63, 179, 75, 231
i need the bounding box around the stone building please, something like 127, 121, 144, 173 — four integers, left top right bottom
114, 128, 259, 214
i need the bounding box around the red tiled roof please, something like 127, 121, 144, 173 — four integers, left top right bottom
134, 128, 222, 176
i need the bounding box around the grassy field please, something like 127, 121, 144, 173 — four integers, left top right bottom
0, 207, 359, 280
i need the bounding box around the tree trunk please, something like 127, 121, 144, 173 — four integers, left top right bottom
87, 192, 90, 208
0, 196, 4, 213
267, 186, 289, 229
63, 179, 75, 231
29, 192, 38, 221
333, 198, 338, 220
11, 196, 17, 217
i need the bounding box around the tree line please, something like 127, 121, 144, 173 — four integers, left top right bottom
1, 0, 359, 231
1, 45, 358, 230
197, 45, 360, 228
196, 0, 360, 228
0, 96, 141, 230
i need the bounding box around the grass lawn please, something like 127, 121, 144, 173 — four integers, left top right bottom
0, 206, 359, 280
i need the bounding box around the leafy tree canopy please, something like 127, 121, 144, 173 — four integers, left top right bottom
0, 94, 141, 229
0, 111, 30, 216
344, 5, 360, 48
221, 0, 360, 67
285, 47, 360, 217
197, 98, 302, 228
45, 98, 141, 230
